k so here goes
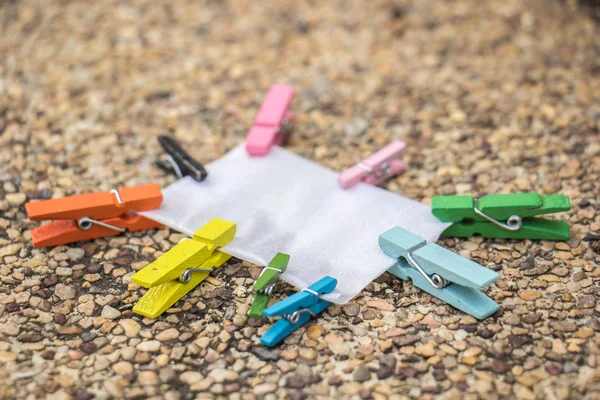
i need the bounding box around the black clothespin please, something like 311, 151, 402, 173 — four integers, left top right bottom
155, 136, 208, 182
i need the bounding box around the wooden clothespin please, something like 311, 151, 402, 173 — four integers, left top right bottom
25, 184, 163, 248
432, 193, 571, 240
260, 276, 336, 347
246, 84, 295, 156
338, 141, 407, 188
131, 218, 236, 318
156, 136, 208, 182
248, 253, 289, 319
379, 227, 499, 319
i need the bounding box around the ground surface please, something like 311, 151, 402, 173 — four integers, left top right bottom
1, 0, 600, 399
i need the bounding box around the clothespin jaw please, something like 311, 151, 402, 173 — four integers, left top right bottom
260, 276, 336, 347
432, 193, 571, 240
246, 84, 295, 156
132, 218, 236, 318
156, 136, 208, 182
379, 227, 499, 319
25, 184, 163, 248
248, 253, 290, 319
338, 141, 407, 189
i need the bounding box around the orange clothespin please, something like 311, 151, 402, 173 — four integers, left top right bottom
25, 184, 163, 248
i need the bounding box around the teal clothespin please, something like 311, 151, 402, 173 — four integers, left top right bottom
379, 227, 499, 319
260, 276, 336, 347
249, 253, 290, 319
432, 193, 570, 240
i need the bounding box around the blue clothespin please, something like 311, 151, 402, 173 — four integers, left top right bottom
379, 227, 500, 319
260, 276, 337, 347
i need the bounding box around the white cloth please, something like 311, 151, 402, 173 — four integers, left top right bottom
141, 144, 450, 304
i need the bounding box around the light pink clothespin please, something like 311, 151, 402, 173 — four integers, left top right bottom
246, 85, 295, 156
338, 141, 407, 189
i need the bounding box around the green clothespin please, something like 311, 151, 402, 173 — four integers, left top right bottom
432, 193, 570, 240
248, 253, 289, 319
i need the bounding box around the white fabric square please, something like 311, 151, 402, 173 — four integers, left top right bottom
141, 144, 450, 304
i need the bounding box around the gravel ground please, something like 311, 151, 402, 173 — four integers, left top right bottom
1, 0, 599, 399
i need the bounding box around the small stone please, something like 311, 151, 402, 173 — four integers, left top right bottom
508, 335, 533, 348
119, 319, 141, 337
307, 325, 323, 339
138, 371, 159, 385
518, 290, 541, 301
100, 306, 121, 319
180, 371, 204, 385
156, 328, 179, 341
376, 367, 393, 379
573, 327, 594, 339
415, 342, 436, 357
252, 347, 280, 361
344, 119, 369, 137
253, 383, 277, 395
57, 325, 84, 335
80, 342, 97, 354
41, 350, 56, 360
136, 340, 161, 352
54, 284, 76, 300
0, 351, 17, 363
549, 320, 577, 332
353, 366, 371, 382
103, 379, 124, 397
113, 361, 133, 375
0, 244, 22, 258
366, 299, 394, 311
286, 375, 306, 389
343, 303, 360, 316
191, 377, 215, 391
66, 248, 85, 261
299, 348, 317, 360
572, 271, 587, 282
6, 193, 26, 206
208, 368, 239, 383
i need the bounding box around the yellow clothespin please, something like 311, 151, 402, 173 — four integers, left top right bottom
132, 218, 236, 318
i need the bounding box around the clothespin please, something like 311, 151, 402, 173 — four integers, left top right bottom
246, 84, 295, 156
338, 141, 407, 188
432, 193, 571, 240
248, 253, 290, 319
155, 136, 208, 182
25, 184, 163, 248
131, 218, 236, 318
260, 276, 336, 347
379, 227, 499, 319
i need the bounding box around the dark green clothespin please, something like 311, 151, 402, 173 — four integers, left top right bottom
248, 253, 289, 319
432, 193, 570, 240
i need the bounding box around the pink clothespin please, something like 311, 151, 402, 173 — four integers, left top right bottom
246, 84, 295, 156
338, 141, 407, 188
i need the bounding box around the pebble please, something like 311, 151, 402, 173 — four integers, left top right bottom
112, 361, 133, 375
136, 341, 161, 352
253, 383, 277, 395
518, 290, 542, 301
180, 371, 204, 385
119, 319, 141, 337
54, 284, 76, 300
156, 328, 179, 341
353, 366, 371, 382
138, 371, 159, 385
100, 306, 121, 319
208, 368, 239, 383
415, 342, 436, 357
252, 347, 280, 361
66, 248, 85, 261
6, 193, 26, 206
